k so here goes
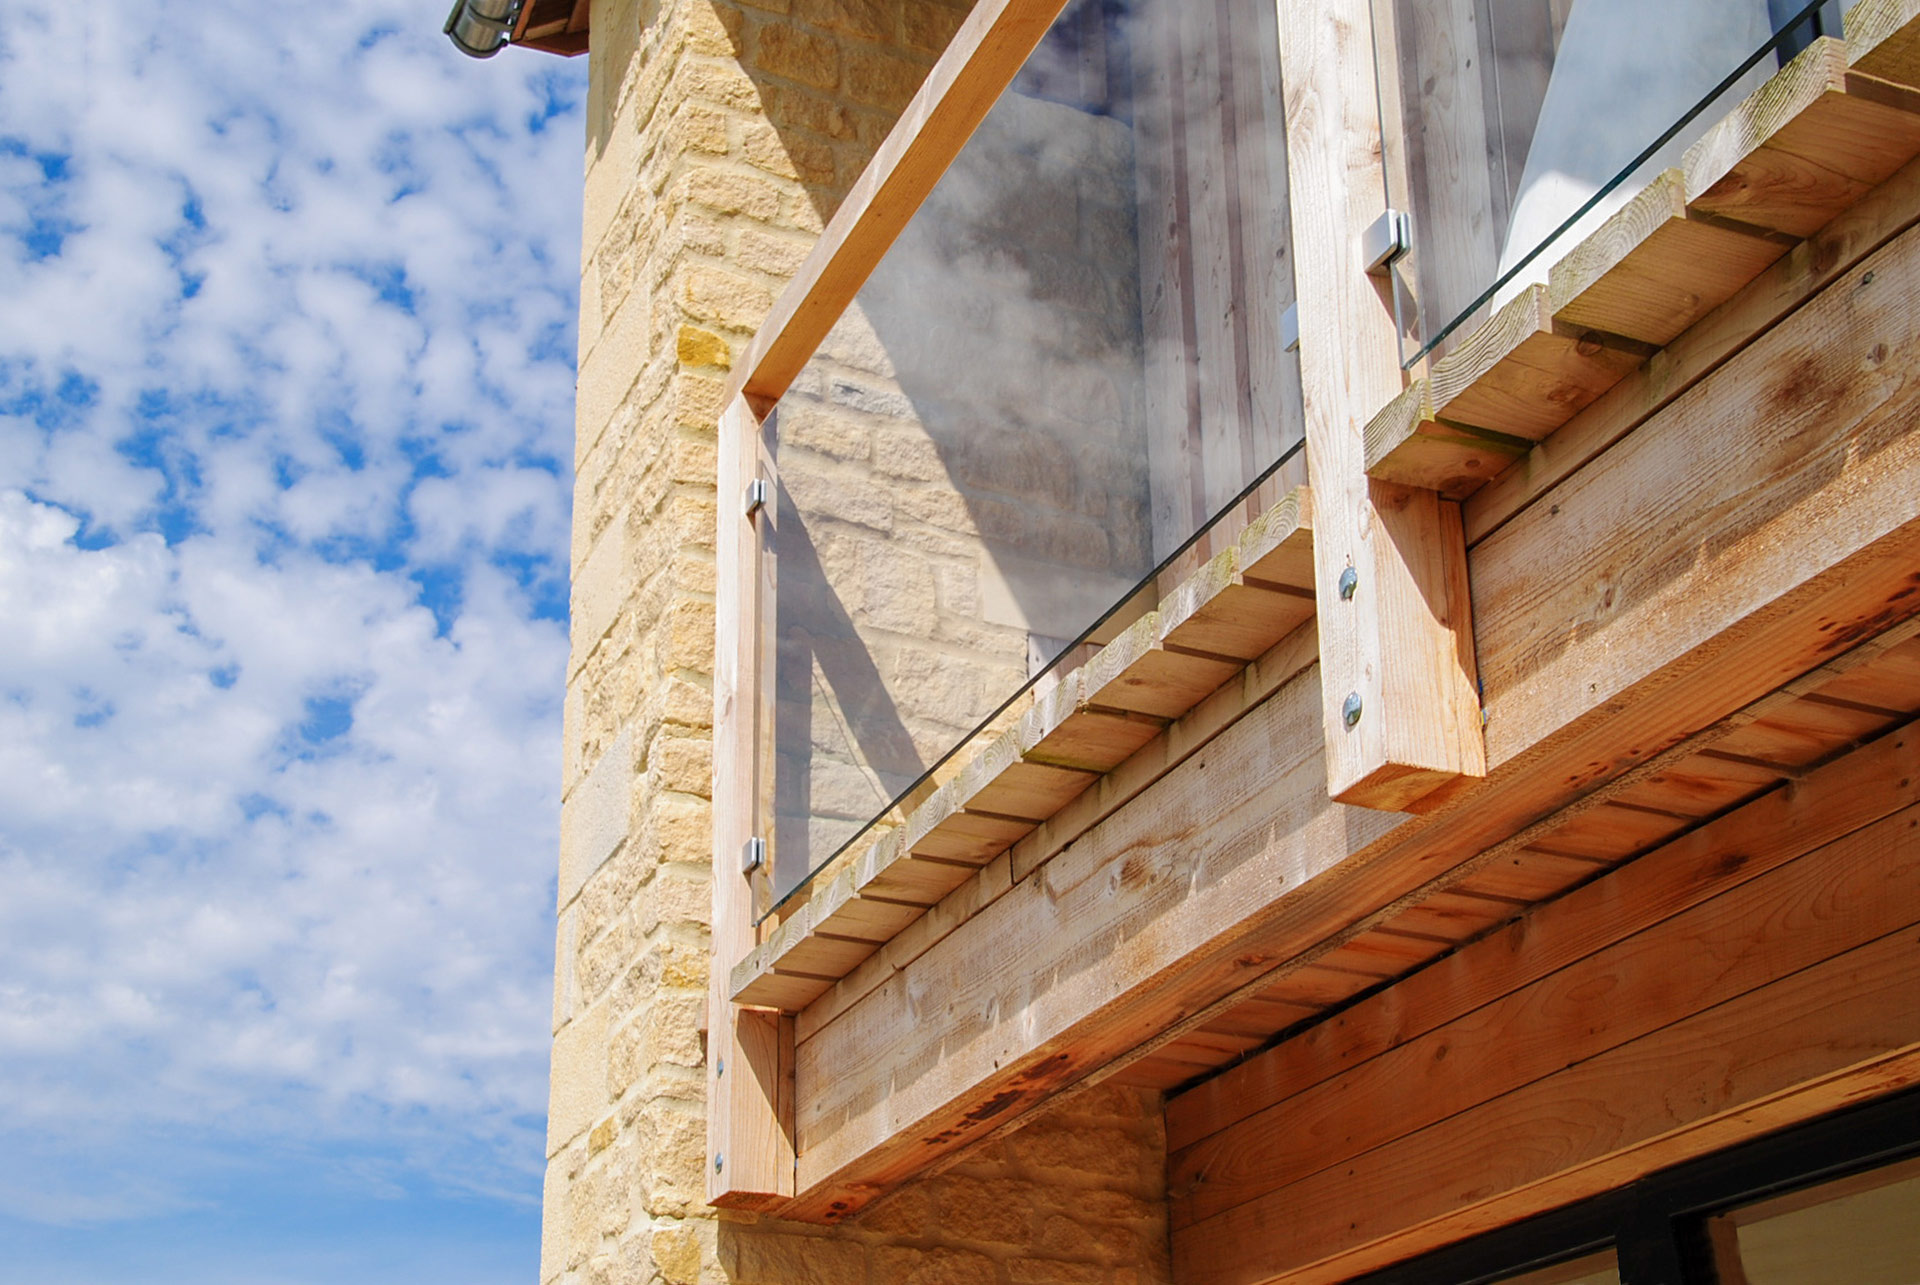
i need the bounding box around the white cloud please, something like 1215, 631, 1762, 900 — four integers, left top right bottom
0, 0, 583, 1234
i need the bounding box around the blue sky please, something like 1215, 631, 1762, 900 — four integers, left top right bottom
0, 2, 585, 1280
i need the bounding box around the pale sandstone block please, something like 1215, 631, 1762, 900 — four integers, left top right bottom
547, 1000, 610, 1155
570, 512, 628, 676
650, 1221, 704, 1284
725, 1228, 865, 1283
871, 1245, 998, 1285
559, 726, 632, 911
754, 23, 841, 90
540, 1141, 577, 1284
552, 903, 579, 1034
576, 292, 652, 469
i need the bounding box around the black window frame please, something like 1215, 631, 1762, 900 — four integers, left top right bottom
1350, 1086, 1920, 1285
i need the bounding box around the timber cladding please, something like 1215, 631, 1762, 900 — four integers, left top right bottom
1163, 722, 1920, 1285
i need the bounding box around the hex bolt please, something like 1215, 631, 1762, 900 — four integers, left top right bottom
714, 1153, 725, 1174
1342, 692, 1364, 728
1338, 566, 1359, 601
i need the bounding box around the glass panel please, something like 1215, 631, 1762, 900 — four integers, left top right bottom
1376, 0, 1859, 366
1493, 1249, 1621, 1285
762, 0, 1306, 912
1714, 1154, 1920, 1284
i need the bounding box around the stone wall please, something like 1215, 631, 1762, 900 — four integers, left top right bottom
543, 0, 1174, 1280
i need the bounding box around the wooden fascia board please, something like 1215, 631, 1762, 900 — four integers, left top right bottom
775, 213, 1920, 1224
726, 0, 1072, 410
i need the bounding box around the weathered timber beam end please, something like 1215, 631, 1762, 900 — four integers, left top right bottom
708, 393, 793, 1209
1280, 0, 1485, 813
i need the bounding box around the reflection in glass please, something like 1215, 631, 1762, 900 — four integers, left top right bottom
763, 0, 1306, 908
1713, 1154, 1920, 1284
1378, 0, 1859, 364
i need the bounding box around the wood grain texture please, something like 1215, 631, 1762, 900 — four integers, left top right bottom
1169, 751, 1920, 1230
1467, 147, 1920, 546
772, 226, 1920, 1222
731, 492, 1313, 1009
1364, 379, 1535, 500
708, 393, 794, 1207
1474, 217, 1920, 771
1175, 926, 1920, 1284
1849, 0, 1920, 89
1281, 0, 1486, 810
1547, 170, 1791, 347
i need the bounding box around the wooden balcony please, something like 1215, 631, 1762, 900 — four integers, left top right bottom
701, 0, 1920, 1265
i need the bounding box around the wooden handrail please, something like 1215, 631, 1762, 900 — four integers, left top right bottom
727, 0, 1071, 410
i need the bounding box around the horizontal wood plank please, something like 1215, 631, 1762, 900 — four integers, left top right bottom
1174, 925, 1920, 1284
1170, 788, 1920, 1229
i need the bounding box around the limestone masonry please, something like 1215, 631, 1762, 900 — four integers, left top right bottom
545, 0, 1175, 1279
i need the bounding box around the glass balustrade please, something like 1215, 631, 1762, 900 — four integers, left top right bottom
1375, 0, 1857, 367
758, 0, 1307, 914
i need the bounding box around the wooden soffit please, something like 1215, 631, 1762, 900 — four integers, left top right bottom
511, 0, 589, 55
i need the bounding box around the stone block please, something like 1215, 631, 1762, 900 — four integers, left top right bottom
870, 1245, 998, 1285
553, 903, 579, 1034
754, 23, 841, 90
560, 726, 633, 912
576, 287, 653, 468
540, 1143, 576, 1283
571, 513, 628, 676
675, 324, 732, 370
936, 1174, 1035, 1247
726, 1229, 865, 1284
676, 55, 765, 113
684, 168, 786, 222
854, 1183, 932, 1237
547, 1000, 610, 1155
651, 1221, 704, 1284
843, 46, 927, 111
905, 0, 968, 53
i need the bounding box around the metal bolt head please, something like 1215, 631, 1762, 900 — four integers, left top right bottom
1338, 566, 1359, 601
714, 1153, 725, 1173
715, 1058, 725, 1079
1342, 692, 1363, 729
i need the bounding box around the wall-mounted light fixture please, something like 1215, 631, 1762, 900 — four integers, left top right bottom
444, 0, 522, 58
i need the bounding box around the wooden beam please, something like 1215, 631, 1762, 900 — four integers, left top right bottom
1165, 724, 1920, 1153
728, 491, 1314, 1011
1281, 0, 1485, 811
727, 0, 1070, 409
774, 214, 1920, 1225
1175, 919, 1920, 1285
1470, 214, 1920, 771
1167, 745, 1920, 1234
1849, 0, 1920, 88
707, 393, 793, 1209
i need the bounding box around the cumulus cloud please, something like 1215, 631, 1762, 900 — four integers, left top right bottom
0, 0, 583, 1246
